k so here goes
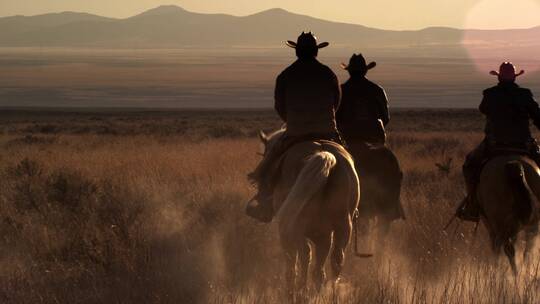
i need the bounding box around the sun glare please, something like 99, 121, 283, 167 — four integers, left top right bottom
463, 0, 540, 74
465, 0, 540, 30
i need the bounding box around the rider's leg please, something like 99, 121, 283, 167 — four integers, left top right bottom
529, 140, 540, 168
246, 137, 289, 223
457, 141, 486, 221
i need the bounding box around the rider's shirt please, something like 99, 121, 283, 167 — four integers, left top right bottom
274, 57, 341, 137
481, 83, 540, 144
336, 77, 389, 143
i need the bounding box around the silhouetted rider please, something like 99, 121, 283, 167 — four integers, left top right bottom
336, 54, 389, 144
246, 32, 342, 223
336, 54, 404, 222
457, 62, 540, 222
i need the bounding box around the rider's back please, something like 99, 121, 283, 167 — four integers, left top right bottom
275, 58, 340, 136
481, 83, 540, 144
337, 77, 389, 143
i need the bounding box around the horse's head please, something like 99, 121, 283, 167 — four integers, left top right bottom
258, 128, 285, 156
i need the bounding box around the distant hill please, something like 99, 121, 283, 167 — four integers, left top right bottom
0, 5, 539, 49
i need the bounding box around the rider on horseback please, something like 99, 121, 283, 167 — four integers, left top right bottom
336, 54, 405, 222
246, 32, 342, 223
457, 62, 540, 222
336, 54, 389, 144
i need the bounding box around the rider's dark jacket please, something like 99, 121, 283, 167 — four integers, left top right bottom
481, 83, 540, 144
336, 77, 389, 143
274, 57, 341, 137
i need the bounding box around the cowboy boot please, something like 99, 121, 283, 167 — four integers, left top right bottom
529, 140, 540, 168
246, 139, 287, 223
456, 179, 480, 222
246, 157, 276, 223
246, 183, 274, 223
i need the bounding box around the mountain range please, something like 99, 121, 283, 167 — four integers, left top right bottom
1, 5, 539, 49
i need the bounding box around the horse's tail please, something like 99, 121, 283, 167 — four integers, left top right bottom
506, 161, 535, 225
276, 151, 337, 235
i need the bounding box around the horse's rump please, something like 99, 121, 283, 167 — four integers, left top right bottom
347, 141, 404, 220
276, 151, 337, 235
273, 140, 360, 234
505, 161, 535, 225
479, 155, 540, 242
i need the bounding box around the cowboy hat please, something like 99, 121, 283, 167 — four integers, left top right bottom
286, 32, 329, 50
341, 54, 376, 72
489, 62, 525, 80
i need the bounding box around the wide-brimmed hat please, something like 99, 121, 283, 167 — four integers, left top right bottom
341, 54, 376, 72
286, 32, 329, 50
490, 62, 525, 80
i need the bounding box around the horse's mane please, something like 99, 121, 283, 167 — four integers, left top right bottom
267, 127, 286, 140
264, 127, 286, 153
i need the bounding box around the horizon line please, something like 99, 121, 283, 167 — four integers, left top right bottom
1, 4, 539, 32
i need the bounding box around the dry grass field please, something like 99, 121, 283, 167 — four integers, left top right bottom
1, 109, 540, 303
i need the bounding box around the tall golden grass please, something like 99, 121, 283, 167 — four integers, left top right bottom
1, 110, 539, 303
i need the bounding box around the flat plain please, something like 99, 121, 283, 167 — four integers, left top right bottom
2, 47, 540, 109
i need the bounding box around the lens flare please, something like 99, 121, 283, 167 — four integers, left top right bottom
463, 0, 540, 74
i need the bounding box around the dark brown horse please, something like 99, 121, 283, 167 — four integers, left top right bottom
347, 142, 404, 242
258, 129, 362, 296
478, 155, 540, 274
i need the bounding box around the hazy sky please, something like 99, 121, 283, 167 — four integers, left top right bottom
2, 0, 540, 30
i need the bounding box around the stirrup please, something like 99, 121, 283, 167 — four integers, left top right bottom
245, 194, 274, 223
246, 205, 273, 223
456, 198, 480, 222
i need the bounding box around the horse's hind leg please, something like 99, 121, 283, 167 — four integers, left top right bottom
524, 224, 539, 263
311, 233, 332, 291
357, 214, 371, 251
297, 240, 311, 292
376, 216, 392, 251
503, 238, 518, 276
281, 238, 298, 300
331, 216, 352, 284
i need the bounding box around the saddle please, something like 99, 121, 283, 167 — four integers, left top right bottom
481, 142, 534, 169
273, 135, 343, 172
346, 140, 388, 164
489, 146, 530, 157
250, 132, 342, 187
357, 141, 386, 151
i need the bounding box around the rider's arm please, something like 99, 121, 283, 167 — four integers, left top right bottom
479, 91, 489, 115
335, 85, 345, 123
331, 73, 341, 111
377, 88, 390, 126
274, 73, 287, 121
525, 90, 540, 130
